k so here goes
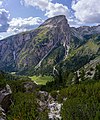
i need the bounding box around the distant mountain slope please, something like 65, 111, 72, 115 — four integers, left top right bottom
61, 34, 100, 72
0, 15, 100, 75
0, 15, 70, 75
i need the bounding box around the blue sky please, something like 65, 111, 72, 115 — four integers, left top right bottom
0, 0, 100, 39
4, 0, 72, 18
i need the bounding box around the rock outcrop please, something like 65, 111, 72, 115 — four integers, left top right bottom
0, 84, 12, 120
0, 106, 6, 120
37, 91, 62, 120
0, 84, 12, 111
23, 81, 38, 92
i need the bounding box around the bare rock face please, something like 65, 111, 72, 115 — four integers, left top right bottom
0, 15, 71, 75
23, 81, 38, 92
0, 84, 12, 111
0, 106, 6, 120
0, 84, 12, 120
37, 91, 62, 120
0, 32, 32, 72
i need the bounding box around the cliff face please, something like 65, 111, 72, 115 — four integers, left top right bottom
0, 33, 31, 72
0, 15, 70, 74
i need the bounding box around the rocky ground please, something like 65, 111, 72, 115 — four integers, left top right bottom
37, 91, 62, 120
0, 81, 63, 120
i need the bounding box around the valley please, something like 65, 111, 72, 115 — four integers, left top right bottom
0, 15, 100, 120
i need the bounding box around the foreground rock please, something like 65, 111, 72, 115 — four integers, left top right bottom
0, 84, 12, 120
23, 81, 38, 92
0, 106, 6, 120
37, 91, 62, 120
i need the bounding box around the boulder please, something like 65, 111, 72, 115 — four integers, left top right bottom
0, 84, 12, 111
23, 81, 37, 92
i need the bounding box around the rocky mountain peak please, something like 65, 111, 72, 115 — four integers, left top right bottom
0, 15, 71, 74
40, 15, 68, 28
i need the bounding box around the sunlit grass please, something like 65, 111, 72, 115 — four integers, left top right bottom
29, 75, 54, 85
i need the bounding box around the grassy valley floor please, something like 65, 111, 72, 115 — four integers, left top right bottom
30, 75, 54, 85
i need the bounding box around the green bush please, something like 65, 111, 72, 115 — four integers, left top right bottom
7, 92, 38, 120
61, 80, 100, 120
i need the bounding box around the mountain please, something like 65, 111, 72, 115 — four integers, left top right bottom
73, 25, 100, 36
0, 15, 100, 120
61, 33, 100, 71
0, 15, 100, 76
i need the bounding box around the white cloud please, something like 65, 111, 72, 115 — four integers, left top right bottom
0, 9, 10, 32
0, 32, 14, 40
45, 2, 69, 18
0, 1, 2, 6
72, 0, 100, 23
7, 17, 44, 33
0, 0, 3, 7
21, 0, 69, 18
0, 0, 10, 32
0, 34, 3, 39
0, 16, 44, 40
68, 18, 81, 27
20, 0, 51, 11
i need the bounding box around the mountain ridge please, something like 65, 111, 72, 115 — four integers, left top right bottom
0, 15, 100, 75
